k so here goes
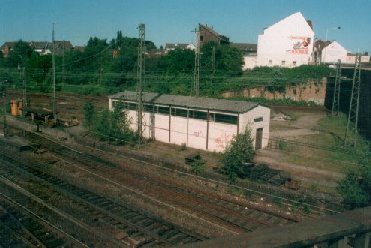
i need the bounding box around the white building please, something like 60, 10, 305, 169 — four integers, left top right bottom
257, 12, 314, 68
109, 91, 270, 152
320, 41, 348, 64
164, 43, 196, 53
312, 40, 371, 64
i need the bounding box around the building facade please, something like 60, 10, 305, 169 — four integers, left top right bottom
257, 12, 314, 68
109, 92, 270, 152
318, 41, 348, 64
312, 40, 370, 64
231, 43, 257, 70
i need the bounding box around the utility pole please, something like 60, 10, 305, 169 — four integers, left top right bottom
22, 67, 27, 116
62, 41, 65, 89
52, 23, 57, 120
212, 46, 216, 82
211, 46, 216, 82
193, 26, 200, 96
331, 59, 341, 116
137, 23, 145, 143
344, 54, 361, 147
1, 81, 7, 137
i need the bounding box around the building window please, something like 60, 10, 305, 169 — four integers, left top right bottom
212, 113, 238, 124
281, 60, 286, 66
127, 102, 137, 110
143, 104, 154, 113
268, 59, 272, 65
171, 107, 188, 118
157, 106, 169, 115
200, 35, 203, 42
254, 117, 263, 122
189, 110, 207, 120
293, 61, 297, 66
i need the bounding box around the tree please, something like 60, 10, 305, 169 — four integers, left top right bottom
200, 42, 243, 75
110, 101, 132, 142
337, 152, 371, 209
160, 48, 195, 74
6, 40, 33, 68
83, 101, 95, 130
90, 102, 135, 144
221, 128, 255, 184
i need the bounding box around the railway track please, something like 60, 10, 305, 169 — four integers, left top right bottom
0, 143, 206, 247
27, 132, 297, 232
0, 180, 89, 248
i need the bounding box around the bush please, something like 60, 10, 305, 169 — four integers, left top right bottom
221, 128, 255, 184
83, 101, 95, 130
337, 152, 371, 209
84, 100, 136, 145
185, 152, 205, 175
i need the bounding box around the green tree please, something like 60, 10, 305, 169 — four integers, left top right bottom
110, 101, 132, 142
92, 102, 135, 144
200, 42, 243, 75
83, 101, 95, 130
6, 40, 33, 68
95, 109, 111, 138
221, 128, 255, 184
160, 48, 195, 74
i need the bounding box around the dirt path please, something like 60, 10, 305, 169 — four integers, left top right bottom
258, 110, 343, 191
270, 112, 324, 138
254, 150, 342, 189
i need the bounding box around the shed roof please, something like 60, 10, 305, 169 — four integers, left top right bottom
109, 91, 265, 113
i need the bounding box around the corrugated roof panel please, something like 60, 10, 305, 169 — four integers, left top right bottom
109, 91, 263, 113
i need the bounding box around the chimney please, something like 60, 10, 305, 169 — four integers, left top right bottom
306, 20, 313, 30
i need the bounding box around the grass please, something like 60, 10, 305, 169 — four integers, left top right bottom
277, 112, 368, 173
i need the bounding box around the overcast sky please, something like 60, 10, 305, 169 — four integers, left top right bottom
1, 0, 370, 52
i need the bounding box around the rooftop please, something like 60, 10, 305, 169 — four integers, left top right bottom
109, 91, 263, 113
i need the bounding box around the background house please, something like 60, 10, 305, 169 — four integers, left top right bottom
1, 40, 73, 57
312, 40, 370, 64
198, 24, 229, 47
164, 43, 195, 53
257, 12, 314, 68
109, 91, 270, 152
231, 43, 257, 70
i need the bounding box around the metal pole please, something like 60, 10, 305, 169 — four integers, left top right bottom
344, 54, 361, 147
212, 46, 216, 80
137, 23, 145, 143
193, 26, 200, 96
62, 41, 65, 89
2, 81, 7, 137
324, 27, 340, 63
52, 23, 56, 120
331, 59, 341, 116
22, 67, 27, 112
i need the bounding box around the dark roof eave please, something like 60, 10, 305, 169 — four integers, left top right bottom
109, 91, 268, 114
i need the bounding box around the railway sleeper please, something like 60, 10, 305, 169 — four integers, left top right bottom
121, 235, 147, 247
160, 229, 180, 239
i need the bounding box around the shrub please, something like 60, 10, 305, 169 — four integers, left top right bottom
185, 152, 205, 175
337, 152, 371, 209
221, 128, 255, 184
83, 101, 95, 130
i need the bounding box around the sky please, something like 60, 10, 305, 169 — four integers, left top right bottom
1, 0, 370, 53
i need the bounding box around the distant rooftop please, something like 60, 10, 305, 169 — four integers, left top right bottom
109, 91, 263, 113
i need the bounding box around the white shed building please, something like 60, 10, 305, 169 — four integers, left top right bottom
257, 12, 314, 68
109, 91, 270, 152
